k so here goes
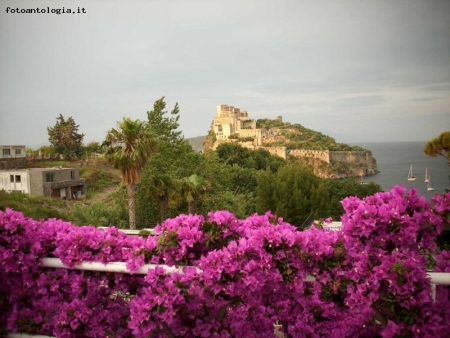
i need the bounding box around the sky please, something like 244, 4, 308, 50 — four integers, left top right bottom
1, 0, 449, 148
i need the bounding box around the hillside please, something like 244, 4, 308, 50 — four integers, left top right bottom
255, 118, 367, 151
202, 114, 378, 179
186, 136, 205, 152
0, 158, 124, 224
203, 117, 368, 152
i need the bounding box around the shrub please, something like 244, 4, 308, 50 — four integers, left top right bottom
0, 187, 449, 337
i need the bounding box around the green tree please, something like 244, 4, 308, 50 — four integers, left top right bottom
83, 141, 103, 156
255, 169, 275, 214
141, 170, 179, 223
136, 97, 198, 225
278, 165, 319, 226
47, 114, 85, 159
180, 174, 207, 214
37, 145, 57, 156
256, 164, 320, 226
310, 180, 331, 219
147, 96, 183, 146
424, 131, 450, 166
326, 178, 382, 219
255, 164, 382, 226
216, 142, 286, 171
102, 118, 158, 229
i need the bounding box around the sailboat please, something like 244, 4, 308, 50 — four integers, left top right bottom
424, 168, 429, 183
407, 165, 417, 181
427, 175, 434, 191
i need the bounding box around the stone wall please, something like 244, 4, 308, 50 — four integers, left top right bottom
26, 154, 62, 161
239, 141, 257, 150
238, 129, 263, 145
0, 157, 27, 170
289, 150, 330, 163
259, 146, 287, 159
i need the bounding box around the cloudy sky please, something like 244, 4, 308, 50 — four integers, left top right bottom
1, 0, 449, 147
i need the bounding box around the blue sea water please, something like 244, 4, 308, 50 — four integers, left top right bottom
353, 142, 450, 199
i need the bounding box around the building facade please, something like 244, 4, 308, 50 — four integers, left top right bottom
0, 167, 86, 199
0, 145, 27, 169
212, 105, 263, 147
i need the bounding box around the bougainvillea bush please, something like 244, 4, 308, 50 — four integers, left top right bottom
0, 186, 449, 337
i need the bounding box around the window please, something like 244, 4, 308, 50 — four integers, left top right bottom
45, 173, 54, 182
10, 175, 14, 183
15, 175, 21, 183
15, 149, 22, 155
71, 170, 75, 179
3, 149, 11, 156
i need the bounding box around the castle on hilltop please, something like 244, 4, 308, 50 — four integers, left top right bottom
205, 104, 378, 178
213, 105, 262, 145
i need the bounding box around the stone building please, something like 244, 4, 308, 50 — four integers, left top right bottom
0, 167, 86, 199
211, 105, 262, 148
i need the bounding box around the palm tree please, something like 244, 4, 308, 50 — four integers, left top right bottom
180, 174, 207, 214
150, 173, 179, 223
103, 118, 158, 229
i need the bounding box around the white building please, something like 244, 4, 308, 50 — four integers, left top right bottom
0, 167, 86, 199
0, 145, 26, 159
0, 145, 27, 170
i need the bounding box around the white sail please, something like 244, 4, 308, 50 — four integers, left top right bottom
427, 175, 434, 191
408, 165, 417, 181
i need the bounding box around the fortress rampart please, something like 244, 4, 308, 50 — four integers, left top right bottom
289, 150, 330, 163
260, 147, 287, 159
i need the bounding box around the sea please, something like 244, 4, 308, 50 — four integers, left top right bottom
352, 141, 450, 200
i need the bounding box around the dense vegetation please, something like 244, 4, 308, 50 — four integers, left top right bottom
3, 98, 383, 229
424, 130, 450, 167
256, 118, 368, 151
47, 114, 85, 159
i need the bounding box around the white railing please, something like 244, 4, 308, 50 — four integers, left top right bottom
39, 257, 201, 274
322, 221, 342, 231
97, 227, 157, 236
38, 258, 450, 286
6, 257, 450, 338
7, 335, 53, 338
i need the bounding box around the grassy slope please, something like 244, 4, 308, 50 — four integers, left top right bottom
0, 158, 122, 222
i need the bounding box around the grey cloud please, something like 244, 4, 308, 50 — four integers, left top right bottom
0, 0, 449, 146
410, 97, 438, 103
334, 96, 385, 109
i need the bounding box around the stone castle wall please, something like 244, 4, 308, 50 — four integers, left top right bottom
289, 150, 330, 163
239, 141, 256, 150
211, 139, 234, 151
238, 129, 261, 138
238, 129, 263, 145
260, 146, 287, 159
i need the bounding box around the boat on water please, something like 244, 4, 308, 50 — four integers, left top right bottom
425, 168, 429, 183
407, 165, 417, 181
427, 175, 434, 191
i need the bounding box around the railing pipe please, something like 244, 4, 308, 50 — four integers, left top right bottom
39, 258, 450, 286
39, 257, 201, 274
